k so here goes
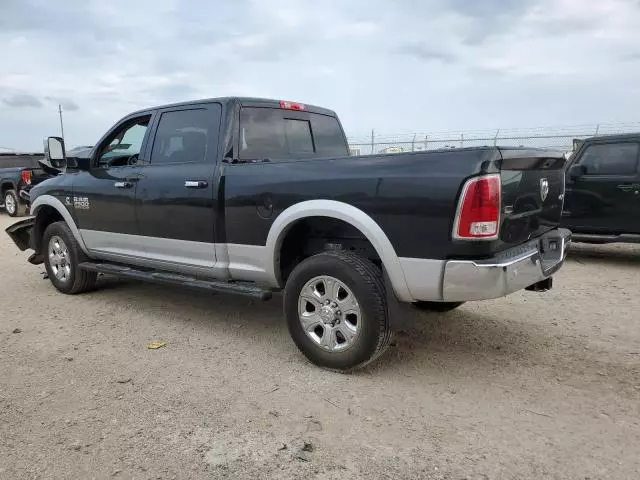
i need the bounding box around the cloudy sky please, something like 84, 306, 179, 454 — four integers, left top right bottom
1, 0, 640, 151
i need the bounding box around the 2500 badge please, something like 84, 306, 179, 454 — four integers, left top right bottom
66, 196, 90, 210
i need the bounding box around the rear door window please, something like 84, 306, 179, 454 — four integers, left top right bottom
239, 107, 347, 161
311, 114, 350, 156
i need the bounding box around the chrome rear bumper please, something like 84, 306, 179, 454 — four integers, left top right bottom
441, 228, 571, 302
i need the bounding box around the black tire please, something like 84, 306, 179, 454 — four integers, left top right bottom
43, 221, 97, 294
284, 251, 392, 371
412, 301, 464, 313
4, 189, 26, 217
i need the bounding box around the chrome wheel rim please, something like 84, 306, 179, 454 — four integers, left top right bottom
48, 235, 72, 283
5, 193, 16, 215
298, 275, 361, 352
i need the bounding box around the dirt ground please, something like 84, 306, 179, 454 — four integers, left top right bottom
1, 213, 639, 480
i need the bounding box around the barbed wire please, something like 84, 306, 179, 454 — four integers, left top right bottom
346, 122, 640, 155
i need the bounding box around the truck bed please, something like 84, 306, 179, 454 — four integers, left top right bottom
223, 146, 566, 261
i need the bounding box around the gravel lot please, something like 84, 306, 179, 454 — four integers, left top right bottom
1, 213, 639, 480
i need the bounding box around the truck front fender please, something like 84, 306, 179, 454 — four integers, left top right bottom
30, 195, 90, 256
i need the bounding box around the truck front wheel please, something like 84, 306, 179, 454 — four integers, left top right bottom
43, 221, 97, 294
283, 251, 392, 371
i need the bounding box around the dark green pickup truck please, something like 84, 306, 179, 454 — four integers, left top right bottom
0, 153, 50, 217
563, 133, 640, 244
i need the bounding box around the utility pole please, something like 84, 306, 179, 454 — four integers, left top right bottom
370, 129, 375, 155
58, 104, 65, 140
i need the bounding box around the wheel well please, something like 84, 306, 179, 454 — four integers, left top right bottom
277, 216, 381, 285
32, 206, 64, 253
1, 182, 15, 196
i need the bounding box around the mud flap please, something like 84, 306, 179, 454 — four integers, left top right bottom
5, 217, 35, 251
383, 268, 412, 332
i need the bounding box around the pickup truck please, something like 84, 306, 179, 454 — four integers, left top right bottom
5, 97, 571, 370
562, 133, 640, 243
0, 153, 50, 216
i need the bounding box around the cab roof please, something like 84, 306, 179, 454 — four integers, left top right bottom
128, 97, 338, 118
582, 132, 640, 143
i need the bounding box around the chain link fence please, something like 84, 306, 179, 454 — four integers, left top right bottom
347, 122, 640, 156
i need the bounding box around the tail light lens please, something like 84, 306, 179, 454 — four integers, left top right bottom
21, 169, 32, 185
453, 174, 501, 240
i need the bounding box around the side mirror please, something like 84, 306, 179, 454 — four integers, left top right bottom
568, 164, 586, 181
44, 136, 67, 171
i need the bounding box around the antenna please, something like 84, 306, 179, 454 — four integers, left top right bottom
58, 104, 65, 140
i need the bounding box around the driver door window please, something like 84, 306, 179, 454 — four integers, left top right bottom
579, 143, 639, 176
97, 116, 151, 168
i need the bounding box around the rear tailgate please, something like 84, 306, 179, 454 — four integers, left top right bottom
498, 148, 566, 248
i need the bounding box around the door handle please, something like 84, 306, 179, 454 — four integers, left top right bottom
617, 183, 639, 193
185, 180, 208, 189
114, 181, 133, 189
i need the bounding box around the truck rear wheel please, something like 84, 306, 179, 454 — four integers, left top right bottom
43, 221, 97, 294
4, 189, 26, 217
283, 251, 392, 371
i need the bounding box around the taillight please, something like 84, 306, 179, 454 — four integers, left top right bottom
21, 169, 32, 185
453, 174, 501, 240
280, 100, 306, 111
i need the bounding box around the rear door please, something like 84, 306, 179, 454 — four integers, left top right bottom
134, 102, 222, 268
222, 105, 350, 249
563, 141, 640, 234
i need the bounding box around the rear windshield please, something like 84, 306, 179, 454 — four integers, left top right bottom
239, 107, 348, 160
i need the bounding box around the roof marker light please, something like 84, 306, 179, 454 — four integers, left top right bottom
280, 100, 306, 111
